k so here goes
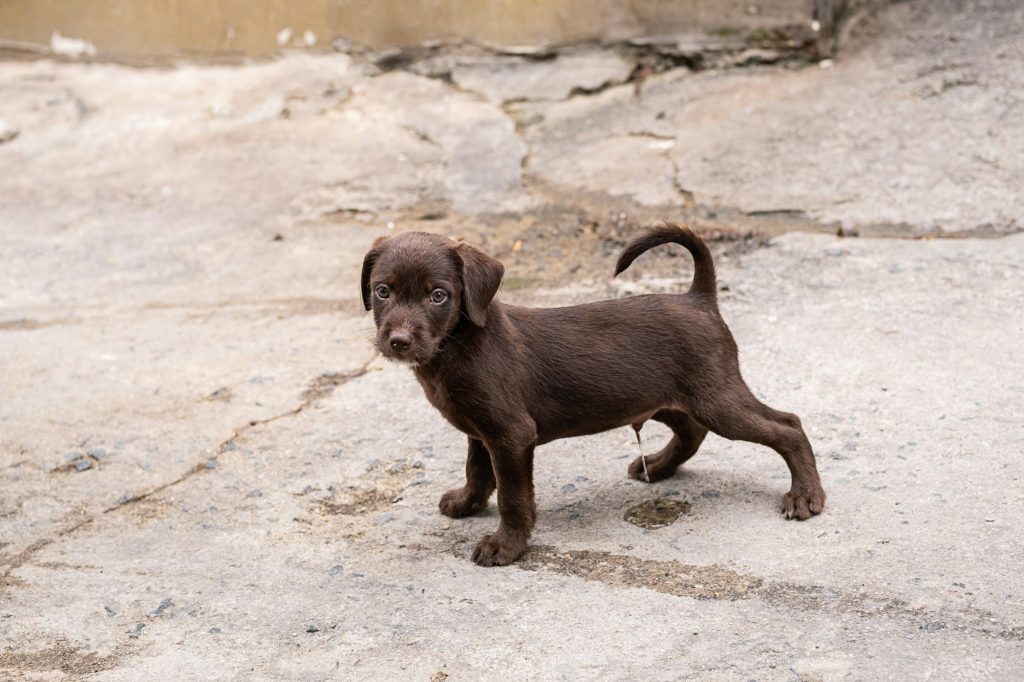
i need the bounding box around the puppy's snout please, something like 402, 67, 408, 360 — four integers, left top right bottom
388, 330, 412, 352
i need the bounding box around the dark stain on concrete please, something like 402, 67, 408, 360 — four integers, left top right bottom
519, 545, 761, 601
314, 460, 415, 517
0, 642, 130, 677
0, 517, 92, 597
317, 488, 396, 516
518, 546, 1024, 641
302, 368, 375, 402
0, 317, 80, 331
623, 498, 691, 529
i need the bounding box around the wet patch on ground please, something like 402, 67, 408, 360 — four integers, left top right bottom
623, 498, 692, 529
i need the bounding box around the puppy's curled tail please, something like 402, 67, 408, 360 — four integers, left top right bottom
614, 223, 717, 302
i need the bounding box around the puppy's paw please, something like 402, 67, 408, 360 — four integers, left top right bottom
471, 532, 527, 567
781, 486, 826, 520
627, 454, 677, 483
439, 487, 487, 518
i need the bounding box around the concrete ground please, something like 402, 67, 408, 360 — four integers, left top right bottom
1, 0, 1022, 679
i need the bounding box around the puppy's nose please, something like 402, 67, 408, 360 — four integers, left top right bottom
389, 330, 412, 352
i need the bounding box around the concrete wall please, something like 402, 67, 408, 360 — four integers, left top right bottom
0, 0, 816, 58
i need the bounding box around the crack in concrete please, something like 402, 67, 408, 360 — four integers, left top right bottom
518, 546, 1024, 642
564, 72, 636, 101
1, 359, 377, 592
503, 104, 535, 185
665, 146, 695, 208
105, 356, 377, 514
0, 517, 92, 596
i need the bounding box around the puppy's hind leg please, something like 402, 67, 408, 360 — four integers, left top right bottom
439, 438, 495, 518
695, 385, 826, 520
628, 409, 709, 482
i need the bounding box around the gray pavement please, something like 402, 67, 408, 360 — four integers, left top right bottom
1, 0, 1023, 679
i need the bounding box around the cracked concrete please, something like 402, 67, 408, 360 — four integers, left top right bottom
2, 0, 1023, 679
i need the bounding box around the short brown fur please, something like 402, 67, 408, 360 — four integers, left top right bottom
361, 225, 825, 566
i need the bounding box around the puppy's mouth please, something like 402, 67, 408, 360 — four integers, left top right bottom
389, 353, 422, 367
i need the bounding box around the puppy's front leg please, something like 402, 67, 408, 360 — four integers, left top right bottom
472, 430, 537, 567
439, 438, 495, 518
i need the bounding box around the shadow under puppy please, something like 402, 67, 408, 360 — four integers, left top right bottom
361, 224, 826, 566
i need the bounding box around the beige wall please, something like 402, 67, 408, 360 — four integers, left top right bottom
0, 0, 815, 58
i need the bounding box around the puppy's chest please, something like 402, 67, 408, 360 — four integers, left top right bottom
415, 374, 481, 438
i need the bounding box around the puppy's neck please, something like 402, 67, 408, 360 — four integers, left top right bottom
416, 302, 505, 379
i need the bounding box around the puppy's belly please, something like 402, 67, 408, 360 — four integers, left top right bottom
535, 406, 668, 444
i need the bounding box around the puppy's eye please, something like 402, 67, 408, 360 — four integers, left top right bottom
375, 284, 390, 299
430, 289, 447, 304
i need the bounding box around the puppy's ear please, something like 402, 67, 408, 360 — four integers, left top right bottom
453, 242, 504, 326
360, 236, 389, 311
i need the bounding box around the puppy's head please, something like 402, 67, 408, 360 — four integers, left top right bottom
361, 232, 504, 365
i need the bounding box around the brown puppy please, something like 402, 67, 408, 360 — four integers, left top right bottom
361, 224, 825, 566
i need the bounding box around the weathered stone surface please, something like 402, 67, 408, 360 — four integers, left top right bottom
2, 1, 1023, 677
452, 50, 634, 104
665, 1, 1024, 233
530, 132, 683, 207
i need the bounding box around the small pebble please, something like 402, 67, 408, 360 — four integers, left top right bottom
73, 459, 93, 472
561, 483, 577, 493
248, 489, 263, 498
146, 598, 173, 618
306, 624, 319, 633
209, 627, 222, 634
328, 564, 344, 576
127, 623, 146, 638
205, 459, 218, 469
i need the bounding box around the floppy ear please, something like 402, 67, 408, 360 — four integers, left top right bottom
360, 236, 389, 311
453, 242, 504, 327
